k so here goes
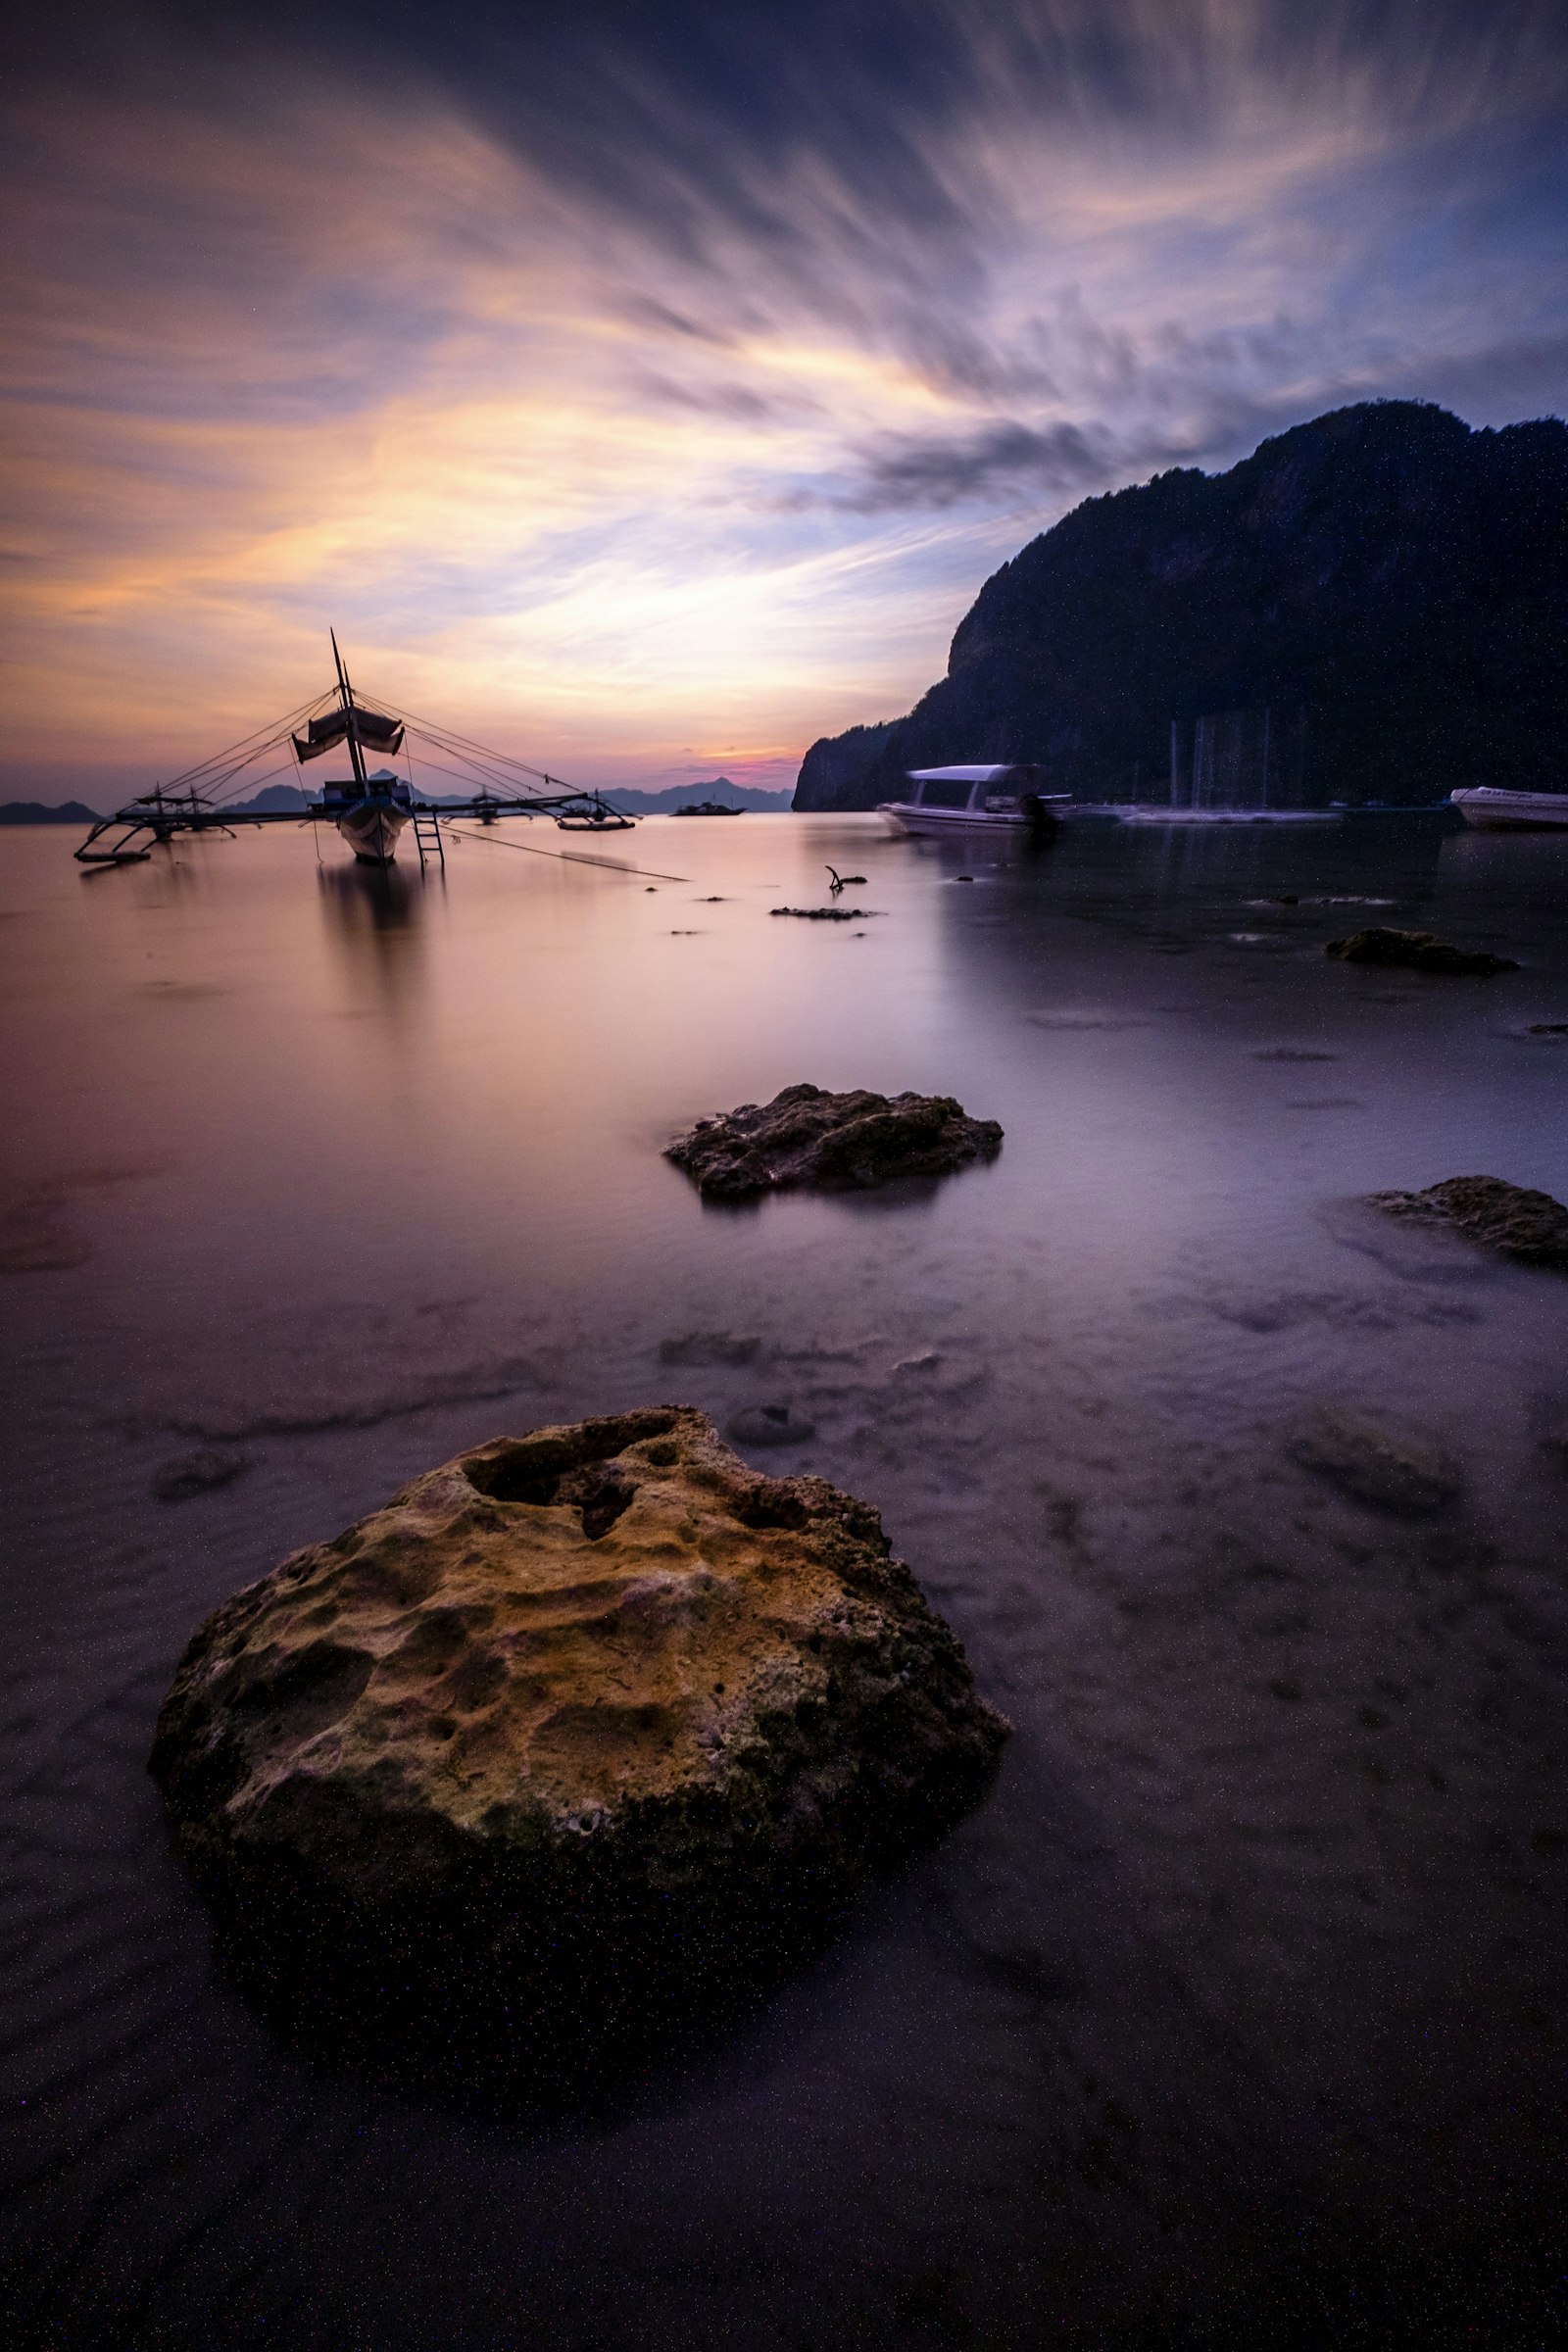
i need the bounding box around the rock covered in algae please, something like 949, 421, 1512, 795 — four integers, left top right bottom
150, 1408, 1006, 2046
1324, 926, 1518, 975
1367, 1174, 1568, 1270
665, 1082, 1003, 1200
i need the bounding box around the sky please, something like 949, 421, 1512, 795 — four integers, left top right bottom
3, 0, 1567, 804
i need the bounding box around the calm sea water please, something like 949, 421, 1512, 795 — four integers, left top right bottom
3, 812, 1566, 2346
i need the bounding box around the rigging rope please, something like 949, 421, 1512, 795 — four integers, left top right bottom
445, 828, 688, 883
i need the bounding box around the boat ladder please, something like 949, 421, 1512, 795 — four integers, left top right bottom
412, 808, 446, 871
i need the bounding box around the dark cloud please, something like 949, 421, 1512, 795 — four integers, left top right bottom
806, 418, 1123, 513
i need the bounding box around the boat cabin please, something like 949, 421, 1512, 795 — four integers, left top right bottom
317, 769, 413, 808
905, 763, 1054, 813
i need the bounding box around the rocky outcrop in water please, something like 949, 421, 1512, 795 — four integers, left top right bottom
1324, 927, 1518, 974
1368, 1175, 1568, 1270
769, 906, 874, 920
794, 402, 1568, 809
1288, 1406, 1462, 1516
149, 1408, 1006, 2071
665, 1084, 1003, 1200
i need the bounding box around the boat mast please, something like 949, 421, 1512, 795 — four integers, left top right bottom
330, 629, 368, 791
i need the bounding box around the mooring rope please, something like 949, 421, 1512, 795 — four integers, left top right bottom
445, 827, 689, 883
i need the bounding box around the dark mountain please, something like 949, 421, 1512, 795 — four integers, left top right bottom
793, 402, 1568, 810
227, 783, 311, 814
0, 800, 101, 823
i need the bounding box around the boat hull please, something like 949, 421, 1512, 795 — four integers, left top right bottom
1449, 788, 1568, 831
877, 801, 1064, 838
336, 806, 410, 863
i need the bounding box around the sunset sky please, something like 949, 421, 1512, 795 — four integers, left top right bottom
4, 1, 1567, 805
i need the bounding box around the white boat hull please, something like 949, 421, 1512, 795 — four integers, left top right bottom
336, 806, 410, 862
1450, 788, 1568, 831
878, 800, 1066, 838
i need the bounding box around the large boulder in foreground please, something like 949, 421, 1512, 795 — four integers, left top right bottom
1367, 1174, 1568, 1269
1325, 926, 1518, 974
150, 1408, 1006, 2081
666, 1082, 1003, 1200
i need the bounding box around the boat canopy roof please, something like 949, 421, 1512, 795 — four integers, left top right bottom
906, 763, 1041, 784
292, 704, 404, 762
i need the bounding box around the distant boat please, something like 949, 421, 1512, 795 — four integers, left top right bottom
673, 801, 745, 816
1449, 787, 1568, 831
879, 765, 1069, 836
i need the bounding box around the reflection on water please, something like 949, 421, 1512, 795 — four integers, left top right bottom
317, 856, 426, 937
2, 815, 1567, 2345
317, 857, 432, 1020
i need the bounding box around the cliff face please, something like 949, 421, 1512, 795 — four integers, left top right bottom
791, 403, 1568, 809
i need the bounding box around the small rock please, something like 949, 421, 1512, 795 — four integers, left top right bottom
892, 1350, 943, 1375
1325, 927, 1518, 975
1367, 1175, 1568, 1271
728, 1403, 815, 1446
659, 1330, 761, 1366
666, 1082, 1004, 1200
151, 1446, 252, 1503
1288, 1405, 1462, 1516
770, 906, 875, 921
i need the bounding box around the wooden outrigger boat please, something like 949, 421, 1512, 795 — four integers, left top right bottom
75, 635, 634, 868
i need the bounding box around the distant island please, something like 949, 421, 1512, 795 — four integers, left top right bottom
0, 777, 796, 829
600, 778, 792, 816
794, 401, 1568, 810
184, 777, 793, 819
0, 800, 101, 824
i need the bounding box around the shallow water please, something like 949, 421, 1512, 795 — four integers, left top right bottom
3, 812, 1566, 2346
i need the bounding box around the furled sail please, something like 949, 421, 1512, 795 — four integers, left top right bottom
292, 706, 405, 761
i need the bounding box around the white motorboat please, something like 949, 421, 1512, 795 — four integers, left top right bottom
878, 765, 1070, 837
1449, 787, 1568, 830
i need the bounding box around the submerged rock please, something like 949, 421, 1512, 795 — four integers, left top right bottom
149, 1407, 1006, 2076
728, 1402, 815, 1446
1367, 1174, 1568, 1270
658, 1329, 760, 1366
1324, 926, 1518, 974
1288, 1405, 1462, 1516
151, 1446, 252, 1503
666, 1083, 1004, 1200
